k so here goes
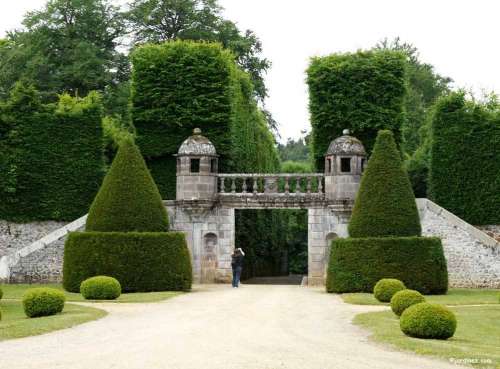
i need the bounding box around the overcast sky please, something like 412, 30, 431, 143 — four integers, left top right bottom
1, 0, 500, 142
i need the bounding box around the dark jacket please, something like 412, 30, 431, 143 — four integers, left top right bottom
231, 253, 244, 269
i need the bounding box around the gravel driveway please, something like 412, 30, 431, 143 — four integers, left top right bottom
0, 285, 465, 369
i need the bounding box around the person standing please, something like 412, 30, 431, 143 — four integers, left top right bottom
231, 248, 245, 288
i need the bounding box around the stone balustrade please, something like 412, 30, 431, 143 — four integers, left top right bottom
217, 173, 324, 196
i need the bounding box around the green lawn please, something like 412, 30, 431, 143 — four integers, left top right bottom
342, 288, 500, 306
2, 284, 182, 303
0, 300, 106, 341
354, 305, 500, 369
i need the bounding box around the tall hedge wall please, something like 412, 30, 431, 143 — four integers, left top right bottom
0, 83, 104, 222
307, 50, 407, 170
428, 92, 500, 224
131, 41, 280, 197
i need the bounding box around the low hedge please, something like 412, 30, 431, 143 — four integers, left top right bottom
22, 288, 66, 318
400, 302, 457, 339
326, 236, 448, 294
373, 279, 406, 302
63, 232, 192, 293
80, 276, 121, 300
391, 289, 426, 316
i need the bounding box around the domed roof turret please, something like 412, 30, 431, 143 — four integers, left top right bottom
326, 129, 366, 156
178, 128, 217, 156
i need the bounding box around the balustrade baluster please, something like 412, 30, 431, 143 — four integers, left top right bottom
295, 177, 301, 194
242, 177, 247, 193
318, 176, 323, 193
307, 177, 312, 194
285, 177, 290, 194
231, 178, 236, 193
253, 177, 258, 194
219, 177, 225, 193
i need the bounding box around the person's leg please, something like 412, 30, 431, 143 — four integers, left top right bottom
232, 268, 237, 287
235, 266, 242, 287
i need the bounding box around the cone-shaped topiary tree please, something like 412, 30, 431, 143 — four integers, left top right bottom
86, 138, 169, 232
349, 130, 421, 237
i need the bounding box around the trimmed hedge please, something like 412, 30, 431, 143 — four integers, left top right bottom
0, 83, 104, 222
429, 92, 500, 225
86, 139, 169, 232
80, 276, 121, 300
400, 302, 457, 339
0, 286, 3, 300
391, 289, 426, 316
307, 50, 406, 169
131, 41, 280, 198
22, 288, 66, 318
373, 279, 406, 302
131, 41, 235, 161
326, 236, 448, 294
349, 130, 421, 238
63, 232, 192, 293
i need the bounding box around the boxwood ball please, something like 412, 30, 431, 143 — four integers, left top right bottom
373, 278, 406, 302
400, 302, 457, 339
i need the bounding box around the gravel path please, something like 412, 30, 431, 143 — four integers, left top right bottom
0, 285, 465, 369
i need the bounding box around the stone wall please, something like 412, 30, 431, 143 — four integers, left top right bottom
0, 221, 67, 283
418, 199, 500, 288
0, 221, 65, 257
477, 225, 500, 243
307, 207, 350, 285
166, 202, 235, 283
0, 217, 86, 283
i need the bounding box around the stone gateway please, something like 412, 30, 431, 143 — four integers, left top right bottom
166, 128, 366, 285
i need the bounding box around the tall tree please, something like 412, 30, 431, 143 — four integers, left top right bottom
126, 0, 270, 102
1, 0, 126, 102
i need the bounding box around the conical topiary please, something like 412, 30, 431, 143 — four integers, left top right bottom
348, 130, 421, 237
85, 138, 169, 232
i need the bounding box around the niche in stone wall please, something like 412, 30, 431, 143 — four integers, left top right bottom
201, 232, 218, 283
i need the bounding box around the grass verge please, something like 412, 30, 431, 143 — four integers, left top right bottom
342, 288, 500, 306
0, 300, 106, 341
354, 305, 500, 368
2, 284, 182, 303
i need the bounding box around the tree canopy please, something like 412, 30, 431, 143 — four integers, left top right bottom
1, 0, 126, 102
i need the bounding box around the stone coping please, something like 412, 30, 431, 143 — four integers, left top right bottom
417, 198, 499, 248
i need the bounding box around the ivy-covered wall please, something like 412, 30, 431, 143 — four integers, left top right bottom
0, 83, 105, 222
307, 50, 407, 170
428, 92, 500, 225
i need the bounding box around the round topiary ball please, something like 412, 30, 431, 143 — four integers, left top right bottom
80, 276, 121, 300
400, 302, 457, 339
373, 279, 406, 302
22, 288, 66, 318
391, 289, 426, 316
